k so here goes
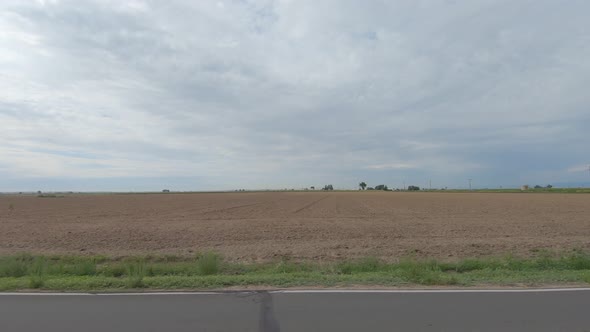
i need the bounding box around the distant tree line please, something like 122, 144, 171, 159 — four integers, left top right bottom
375, 184, 388, 191
359, 182, 389, 191
358, 181, 421, 191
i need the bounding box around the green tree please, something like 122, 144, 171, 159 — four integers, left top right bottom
359, 182, 367, 190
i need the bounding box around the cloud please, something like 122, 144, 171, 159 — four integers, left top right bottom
567, 165, 590, 173
1, 0, 590, 190
365, 163, 416, 170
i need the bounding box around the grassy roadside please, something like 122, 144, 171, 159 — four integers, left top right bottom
1, 251, 590, 291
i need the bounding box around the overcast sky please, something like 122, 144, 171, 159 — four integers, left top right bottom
1, 0, 589, 191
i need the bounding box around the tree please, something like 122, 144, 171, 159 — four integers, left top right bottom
323, 184, 334, 190
546, 184, 553, 189
310, 186, 315, 190
359, 182, 367, 190
408, 185, 420, 191
375, 184, 388, 191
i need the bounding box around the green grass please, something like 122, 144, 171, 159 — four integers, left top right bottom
1, 251, 590, 291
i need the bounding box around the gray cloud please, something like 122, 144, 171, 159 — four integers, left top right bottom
1, 0, 589, 191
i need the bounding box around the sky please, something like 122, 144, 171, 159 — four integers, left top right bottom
1, 0, 589, 192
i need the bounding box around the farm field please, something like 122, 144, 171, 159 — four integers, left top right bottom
1, 191, 589, 261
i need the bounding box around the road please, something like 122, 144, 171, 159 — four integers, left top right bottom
1, 289, 590, 331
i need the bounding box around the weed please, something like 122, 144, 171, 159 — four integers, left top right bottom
28, 276, 45, 289
562, 252, 590, 270
337, 256, 383, 274
126, 277, 144, 288
0, 257, 29, 277
100, 264, 126, 277
0, 254, 32, 278
445, 275, 460, 285
68, 260, 97, 276
27, 257, 47, 289
196, 252, 220, 276
271, 260, 315, 274
453, 258, 488, 272
162, 254, 183, 263
125, 261, 146, 288
396, 259, 456, 285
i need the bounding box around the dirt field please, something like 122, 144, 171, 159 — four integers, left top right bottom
1, 192, 589, 261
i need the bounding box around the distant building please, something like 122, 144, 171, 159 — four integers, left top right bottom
520, 185, 529, 191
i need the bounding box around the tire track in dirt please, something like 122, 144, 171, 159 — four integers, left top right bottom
201, 196, 294, 216
202, 202, 267, 215
291, 195, 330, 214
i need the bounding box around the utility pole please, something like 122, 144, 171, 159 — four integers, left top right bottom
468, 179, 472, 191
403, 181, 405, 191
429, 179, 432, 190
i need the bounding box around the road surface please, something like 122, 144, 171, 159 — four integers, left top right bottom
1, 289, 590, 331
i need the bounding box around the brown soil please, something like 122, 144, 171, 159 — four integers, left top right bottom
1, 192, 589, 261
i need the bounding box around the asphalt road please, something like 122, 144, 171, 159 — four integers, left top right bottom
1, 289, 590, 332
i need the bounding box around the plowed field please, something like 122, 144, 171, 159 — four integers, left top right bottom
1, 192, 589, 261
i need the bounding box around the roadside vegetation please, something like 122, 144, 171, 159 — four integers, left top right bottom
1, 250, 590, 291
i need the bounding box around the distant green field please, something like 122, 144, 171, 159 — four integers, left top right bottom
2, 251, 590, 291
4, 187, 589, 196
428, 188, 590, 194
